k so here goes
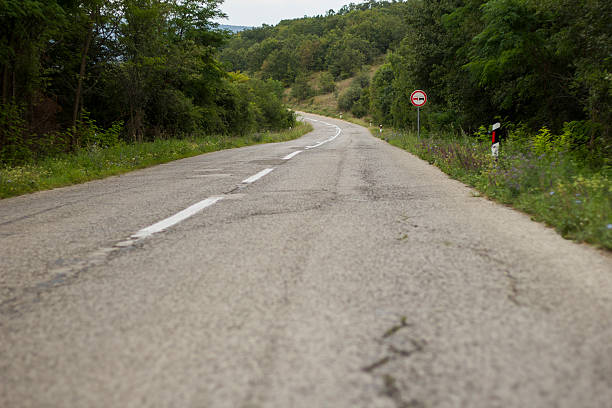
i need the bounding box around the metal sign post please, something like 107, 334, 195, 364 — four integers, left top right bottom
410, 90, 427, 139
417, 107, 420, 139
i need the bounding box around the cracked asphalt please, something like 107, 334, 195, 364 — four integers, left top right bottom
1, 113, 611, 407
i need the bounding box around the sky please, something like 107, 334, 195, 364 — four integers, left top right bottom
217, 0, 355, 27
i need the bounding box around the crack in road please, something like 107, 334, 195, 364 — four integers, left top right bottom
0, 202, 72, 227
0, 244, 134, 318
505, 269, 521, 306
362, 318, 427, 408
362, 338, 426, 373
381, 374, 425, 408
382, 316, 412, 338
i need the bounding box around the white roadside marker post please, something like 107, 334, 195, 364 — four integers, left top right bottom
491, 122, 501, 159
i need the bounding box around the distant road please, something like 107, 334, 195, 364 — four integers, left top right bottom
1, 113, 611, 408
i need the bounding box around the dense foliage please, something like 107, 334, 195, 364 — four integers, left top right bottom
222, 0, 610, 164
220, 1, 410, 84
0, 0, 294, 166
380, 0, 610, 148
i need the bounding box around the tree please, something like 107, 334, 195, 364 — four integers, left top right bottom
0, 0, 66, 103
291, 72, 314, 100
326, 35, 373, 79
542, 0, 612, 145
261, 47, 300, 85
370, 63, 394, 124
318, 71, 335, 94
67, 0, 117, 147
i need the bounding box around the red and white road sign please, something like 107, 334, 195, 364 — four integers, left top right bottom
410, 90, 427, 107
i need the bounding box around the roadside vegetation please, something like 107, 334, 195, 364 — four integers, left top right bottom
0, 121, 312, 199
379, 128, 611, 249
222, 0, 611, 248
1, 0, 296, 169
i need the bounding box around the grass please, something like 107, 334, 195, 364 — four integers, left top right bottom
378, 129, 612, 250
0, 121, 313, 199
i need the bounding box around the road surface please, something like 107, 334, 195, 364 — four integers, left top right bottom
1, 113, 611, 407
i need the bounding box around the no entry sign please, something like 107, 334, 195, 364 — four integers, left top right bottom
410, 90, 427, 139
410, 90, 427, 107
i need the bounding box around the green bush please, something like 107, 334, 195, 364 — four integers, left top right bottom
528, 121, 609, 167
148, 89, 203, 137
0, 103, 32, 166
77, 110, 124, 148
318, 72, 336, 94
338, 86, 362, 112
291, 73, 314, 101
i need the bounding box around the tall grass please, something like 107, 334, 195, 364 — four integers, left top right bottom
0, 122, 312, 199
382, 130, 612, 249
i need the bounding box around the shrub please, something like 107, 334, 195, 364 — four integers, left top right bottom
77, 110, 124, 148
338, 86, 362, 112
318, 72, 336, 94
0, 103, 32, 165
291, 73, 314, 101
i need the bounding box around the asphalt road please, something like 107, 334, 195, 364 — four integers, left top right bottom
1, 113, 611, 408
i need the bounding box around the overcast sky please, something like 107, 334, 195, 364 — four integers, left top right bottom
218, 0, 356, 27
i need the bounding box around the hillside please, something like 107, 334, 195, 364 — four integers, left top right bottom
220, 0, 611, 154
220, 1, 410, 84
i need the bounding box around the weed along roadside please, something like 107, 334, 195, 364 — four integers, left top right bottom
375, 127, 611, 250
0, 122, 312, 199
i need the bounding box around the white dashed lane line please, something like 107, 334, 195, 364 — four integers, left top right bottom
283, 150, 303, 160
242, 168, 275, 184
131, 197, 225, 240
126, 116, 342, 241
304, 120, 341, 149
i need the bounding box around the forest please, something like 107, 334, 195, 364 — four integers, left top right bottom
0, 0, 295, 166
221, 0, 611, 162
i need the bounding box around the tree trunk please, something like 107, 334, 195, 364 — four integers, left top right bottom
72, 21, 94, 149
2, 65, 8, 104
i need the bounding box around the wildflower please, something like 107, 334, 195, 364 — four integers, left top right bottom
549, 191, 555, 196
575, 200, 582, 204
608, 224, 612, 230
